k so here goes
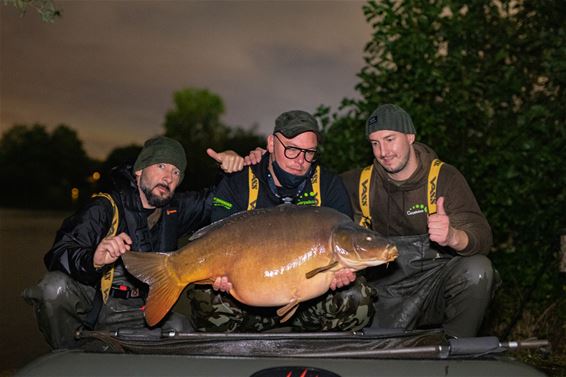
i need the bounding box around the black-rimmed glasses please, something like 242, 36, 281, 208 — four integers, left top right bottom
273, 134, 318, 163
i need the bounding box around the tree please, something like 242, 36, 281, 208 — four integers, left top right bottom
323, 0, 565, 348
3, 0, 61, 22
0, 123, 93, 208
164, 87, 264, 190
96, 144, 142, 193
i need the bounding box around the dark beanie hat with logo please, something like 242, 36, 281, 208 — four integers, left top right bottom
133, 136, 187, 180
274, 110, 321, 141
366, 104, 416, 137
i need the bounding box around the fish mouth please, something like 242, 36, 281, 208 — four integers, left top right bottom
345, 243, 398, 269
383, 244, 399, 261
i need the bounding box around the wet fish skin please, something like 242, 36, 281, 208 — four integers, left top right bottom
122, 205, 398, 326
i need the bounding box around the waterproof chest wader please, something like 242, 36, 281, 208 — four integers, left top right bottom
359, 160, 455, 330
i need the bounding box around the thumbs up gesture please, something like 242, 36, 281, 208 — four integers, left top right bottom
428, 197, 469, 251
428, 197, 452, 246
207, 148, 245, 173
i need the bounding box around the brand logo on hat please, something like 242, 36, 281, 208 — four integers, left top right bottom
368, 115, 378, 125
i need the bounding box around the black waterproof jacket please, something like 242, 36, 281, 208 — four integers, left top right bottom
44, 165, 212, 286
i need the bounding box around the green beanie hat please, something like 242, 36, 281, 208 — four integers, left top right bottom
133, 136, 187, 179
366, 104, 416, 137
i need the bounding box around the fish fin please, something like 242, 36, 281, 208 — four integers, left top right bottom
277, 299, 299, 323
189, 208, 272, 241
305, 260, 339, 279
121, 251, 184, 327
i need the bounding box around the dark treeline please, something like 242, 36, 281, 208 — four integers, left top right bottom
0, 124, 94, 209
0, 88, 265, 210
1, 0, 564, 372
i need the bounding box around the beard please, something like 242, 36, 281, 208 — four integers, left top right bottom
140, 180, 173, 208
381, 151, 410, 175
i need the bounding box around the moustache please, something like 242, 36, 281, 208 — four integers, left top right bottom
154, 183, 170, 193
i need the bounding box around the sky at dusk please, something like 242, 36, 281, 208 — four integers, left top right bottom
1, 1, 372, 159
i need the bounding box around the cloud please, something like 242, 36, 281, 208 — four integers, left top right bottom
1, 1, 370, 159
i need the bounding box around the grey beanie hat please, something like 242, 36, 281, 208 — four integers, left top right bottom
133, 136, 187, 179
366, 104, 416, 137
274, 110, 321, 140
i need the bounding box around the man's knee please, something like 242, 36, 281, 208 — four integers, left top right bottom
23, 271, 76, 304
336, 280, 376, 328
299, 279, 376, 331
452, 255, 495, 297
23, 272, 92, 349
334, 278, 377, 310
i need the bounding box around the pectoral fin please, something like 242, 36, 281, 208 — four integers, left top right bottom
277, 299, 299, 323
305, 261, 338, 279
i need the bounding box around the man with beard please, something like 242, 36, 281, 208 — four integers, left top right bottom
24, 136, 244, 349
187, 110, 377, 333
341, 104, 496, 337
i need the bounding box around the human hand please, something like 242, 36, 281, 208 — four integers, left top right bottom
244, 147, 266, 166
428, 197, 453, 246
207, 148, 245, 173
212, 276, 233, 293
93, 232, 132, 268
330, 268, 356, 291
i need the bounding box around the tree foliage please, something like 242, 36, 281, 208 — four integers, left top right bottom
164, 87, 264, 190
323, 0, 565, 346
0, 123, 93, 208
3, 0, 61, 22
96, 144, 142, 193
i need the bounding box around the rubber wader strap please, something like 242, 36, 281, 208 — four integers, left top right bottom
92, 192, 119, 304
358, 165, 373, 228
427, 159, 444, 215
311, 165, 321, 206
247, 167, 259, 210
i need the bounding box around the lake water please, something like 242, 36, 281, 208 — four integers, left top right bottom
0, 209, 69, 374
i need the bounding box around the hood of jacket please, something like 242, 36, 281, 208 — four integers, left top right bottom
110, 164, 145, 212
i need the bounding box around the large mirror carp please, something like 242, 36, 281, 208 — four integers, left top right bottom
122, 205, 398, 326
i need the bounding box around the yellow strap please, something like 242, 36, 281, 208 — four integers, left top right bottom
311, 165, 321, 206
358, 165, 373, 228
247, 165, 322, 209
427, 159, 444, 215
92, 193, 119, 304
247, 167, 259, 210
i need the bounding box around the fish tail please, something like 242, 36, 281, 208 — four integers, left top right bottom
121, 251, 185, 327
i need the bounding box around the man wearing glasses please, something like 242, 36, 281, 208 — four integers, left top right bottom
187, 110, 376, 332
